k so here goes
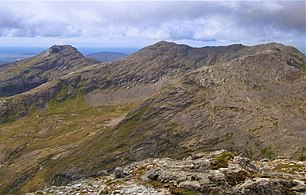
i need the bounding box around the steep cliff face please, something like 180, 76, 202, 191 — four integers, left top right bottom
0, 41, 305, 194
0, 45, 95, 97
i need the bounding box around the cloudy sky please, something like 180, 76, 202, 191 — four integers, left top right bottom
0, 1, 305, 53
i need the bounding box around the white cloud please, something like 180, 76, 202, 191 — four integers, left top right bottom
0, 1, 304, 53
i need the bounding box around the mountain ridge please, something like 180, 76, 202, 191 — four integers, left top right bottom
0, 41, 305, 194
1, 41, 304, 122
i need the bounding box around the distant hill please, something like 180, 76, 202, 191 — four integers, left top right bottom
0, 45, 96, 97
86, 51, 127, 62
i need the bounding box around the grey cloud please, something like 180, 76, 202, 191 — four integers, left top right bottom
233, 1, 305, 34
0, 1, 304, 52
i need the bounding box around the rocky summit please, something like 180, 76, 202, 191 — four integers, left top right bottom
28, 150, 306, 195
0, 41, 305, 194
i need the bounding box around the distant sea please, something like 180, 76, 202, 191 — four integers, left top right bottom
0, 46, 139, 65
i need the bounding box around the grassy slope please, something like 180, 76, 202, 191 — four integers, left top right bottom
0, 92, 136, 194
17, 101, 151, 193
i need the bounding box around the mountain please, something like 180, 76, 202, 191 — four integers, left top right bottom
0, 41, 305, 194
86, 51, 127, 62
0, 45, 96, 97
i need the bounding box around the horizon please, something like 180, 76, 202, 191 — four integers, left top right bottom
1, 40, 305, 66
0, 45, 139, 54
0, 40, 305, 65
0, 45, 139, 64
0, 1, 305, 54
0, 40, 305, 54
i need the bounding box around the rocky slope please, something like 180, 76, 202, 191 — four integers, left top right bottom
28, 150, 306, 195
0, 45, 95, 97
0, 41, 305, 194
3, 41, 304, 121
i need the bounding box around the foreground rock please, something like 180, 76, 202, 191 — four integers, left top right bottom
27, 177, 170, 195
28, 150, 306, 194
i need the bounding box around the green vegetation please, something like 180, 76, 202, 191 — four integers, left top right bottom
298, 147, 306, 161
261, 145, 276, 160
13, 96, 147, 193
243, 149, 255, 159
112, 104, 151, 145
0, 93, 136, 194
48, 91, 86, 114
213, 151, 234, 169
273, 163, 305, 175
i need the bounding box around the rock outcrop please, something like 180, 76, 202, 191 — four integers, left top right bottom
28, 151, 306, 195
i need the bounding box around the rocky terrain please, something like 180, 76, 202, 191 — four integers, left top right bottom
0, 41, 305, 194
28, 150, 306, 195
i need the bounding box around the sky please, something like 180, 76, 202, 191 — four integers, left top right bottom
0, 1, 305, 53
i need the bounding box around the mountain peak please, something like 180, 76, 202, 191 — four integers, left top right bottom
0, 44, 94, 97
49, 45, 75, 52
154, 40, 189, 47
135, 41, 190, 56
45, 45, 80, 55
154, 40, 176, 45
